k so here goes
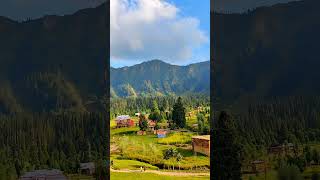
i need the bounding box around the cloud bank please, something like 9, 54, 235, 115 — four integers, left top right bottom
111, 0, 208, 63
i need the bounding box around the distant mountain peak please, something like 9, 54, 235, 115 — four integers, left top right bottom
111, 61, 210, 97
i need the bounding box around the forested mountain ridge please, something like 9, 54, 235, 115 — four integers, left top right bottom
213, 0, 320, 106
0, 3, 108, 113
110, 60, 210, 97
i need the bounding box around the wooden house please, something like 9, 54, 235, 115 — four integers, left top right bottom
251, 160, 266, 173
115, 115, 135, 128
192, 135, 210, 156
268, 143, 295, 155
19, 169, 67, 180
148, 120, 156, 131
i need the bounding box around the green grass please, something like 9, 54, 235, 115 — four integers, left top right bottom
157, 132, 193, 145
302, 165, 320, 178
110, 172, 209, 180
110, 108, 210, 172
113, 134, 209, 170
242, 170, 277, 180
111, 127, 139, 136
112, 159, 159, 170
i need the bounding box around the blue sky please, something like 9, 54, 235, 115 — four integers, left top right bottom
110, 0, 210, 68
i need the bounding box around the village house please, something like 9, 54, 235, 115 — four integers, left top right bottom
250, 160, 266, 173
156, 129, 168, 138
268, 143, 294, 154
148, 120, 156, 131
80, 162, 95, 175
137, 120, 157, 135
19, 169, 67, 180
115, 115, 135, 128
192, 135, 210, 156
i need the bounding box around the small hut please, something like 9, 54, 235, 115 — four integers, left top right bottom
20, 169, 67, 180
192, 135, 210, 156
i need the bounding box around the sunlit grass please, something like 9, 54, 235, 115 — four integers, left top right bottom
110, 172, 209, 180
158, 132, 194, 145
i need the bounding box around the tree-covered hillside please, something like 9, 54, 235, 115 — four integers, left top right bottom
213, 0, 320, 105
111, 60, 210, 97
0, 2, 108, 113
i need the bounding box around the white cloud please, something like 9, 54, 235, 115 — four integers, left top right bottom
111, 0, 208, 63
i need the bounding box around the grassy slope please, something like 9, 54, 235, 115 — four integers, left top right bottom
110, 172, 209, 180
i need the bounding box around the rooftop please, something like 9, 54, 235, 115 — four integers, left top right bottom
116, 115, 131, 121
192, 135, 210, 140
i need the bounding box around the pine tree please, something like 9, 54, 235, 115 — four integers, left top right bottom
172, 97, 186, 128
212, 111, 242, 180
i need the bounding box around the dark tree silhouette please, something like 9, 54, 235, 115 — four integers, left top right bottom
212, 111, 242, 180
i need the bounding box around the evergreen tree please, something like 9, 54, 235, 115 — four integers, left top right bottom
278, 124, 289, 144
197, 113, 205, 134
138, 114, 148, 131
149, 100, 162, 121
172, 97, 186, 128
212, 111, 242, 180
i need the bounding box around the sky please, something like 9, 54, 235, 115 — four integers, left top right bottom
110, 0, 210, 68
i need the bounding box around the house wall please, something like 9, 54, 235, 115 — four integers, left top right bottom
192, 138, 210, 156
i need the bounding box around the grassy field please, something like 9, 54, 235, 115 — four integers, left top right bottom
158, 132, 194, 145
110, 108, 210, 179
112, 159, 159, 170
110, 172, 209, 180
112, 129, 209, 169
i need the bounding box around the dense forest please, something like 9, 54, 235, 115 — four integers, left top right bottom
213, 0, 320, 104
213, 96, 320, 178
0, 112, 107, 179
0, 2, 109, 179
110, 94, 210, 119
212, 0, 320, 178
233, 97, 320, 150
0, 2, 108, 113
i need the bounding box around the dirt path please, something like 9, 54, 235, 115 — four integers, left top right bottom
110, 168, 210, 177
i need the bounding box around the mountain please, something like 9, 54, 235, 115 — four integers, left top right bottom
213, 0, 320, 105
111, 60, 210, 97
0, 3, 108, 113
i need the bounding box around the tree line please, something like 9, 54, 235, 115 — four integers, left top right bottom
110, 94, 209, 119
0, 112, 107, 179
212, 96, 320, 179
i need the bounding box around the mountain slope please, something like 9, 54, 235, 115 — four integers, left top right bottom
111, 60, 210, 97
0, 3, 108, 113
213, 0, 320, 105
